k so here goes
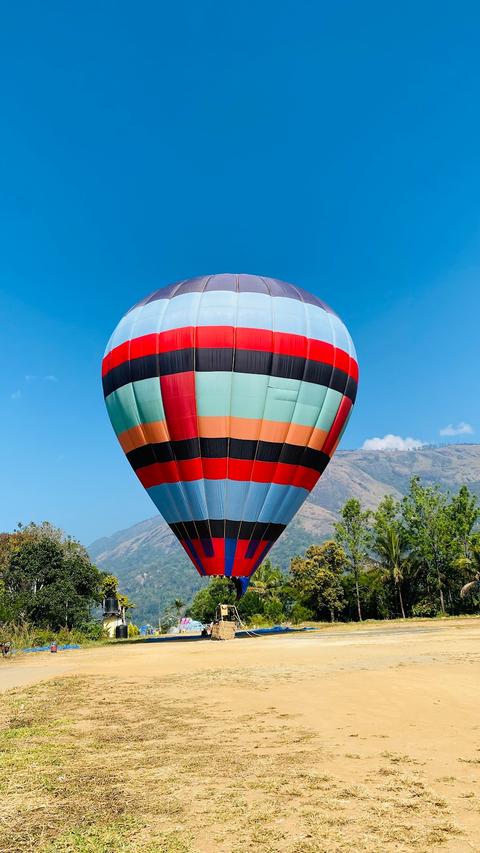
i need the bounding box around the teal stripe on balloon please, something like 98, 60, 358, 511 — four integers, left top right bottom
196, 372, 342, 430
106, 374, 344, 435
105, 378, 165, 434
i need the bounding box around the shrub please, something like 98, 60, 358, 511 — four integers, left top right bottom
264, 597, 286, 624
128, 623, 140, 637
411, 599, 438, 618
246, 613, 270, 628
78, 621, 105, 641
0, 620, 109, 649
32, 627, 56, 646
290, 603, 315, 624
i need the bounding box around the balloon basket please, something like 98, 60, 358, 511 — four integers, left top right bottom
210, 603, 240, 640
211, 621, 236, 641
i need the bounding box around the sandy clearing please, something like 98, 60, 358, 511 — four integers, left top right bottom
1, 620, 478, 694
1, 620, 480, 851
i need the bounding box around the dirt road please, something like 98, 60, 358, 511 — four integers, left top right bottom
1, 619, 480, 851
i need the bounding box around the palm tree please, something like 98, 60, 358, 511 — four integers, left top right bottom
460, 574, 480, 599
249, 560, 283, 599
374, 526, 407, 619
458, 541, 480, 599
174, 598, 185, 623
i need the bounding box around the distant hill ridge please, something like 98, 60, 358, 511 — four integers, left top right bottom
88, 444, 480, 624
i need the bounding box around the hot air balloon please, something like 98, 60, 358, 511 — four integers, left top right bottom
102, 274, 358, 597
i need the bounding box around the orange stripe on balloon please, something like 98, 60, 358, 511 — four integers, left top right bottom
118, 416, 330, 455
117, 421, 170, 453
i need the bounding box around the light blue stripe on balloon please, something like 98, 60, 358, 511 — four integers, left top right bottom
257, 482, 309, 524
147, 480, 309, 524
104, 300, 169, 353
149, 481, 208, 523
104, 291, 355, 354
204, 479, 226, 520
196, 289, 237, 327
157, 292, 202, 333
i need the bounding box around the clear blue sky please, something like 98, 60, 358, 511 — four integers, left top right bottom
1, 1, 479, 544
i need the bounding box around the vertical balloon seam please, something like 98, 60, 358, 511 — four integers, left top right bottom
235, 276, 275, 577
272, 280, 317, 529
309, 300, 350, 465
241, 280, 321, 572
292, 284, 338, 497
222, 275, 240, 575
192, 276, 215, 555
323, 306, 344, 454
240, 277, 292, 564
166, 276, 211, 574
125, 296, 168, 498
330, 325, 357, 453
242, 275, 293, 573
157, 282, 207, 574
147, 288, 194, 557
252, 280, 317, 554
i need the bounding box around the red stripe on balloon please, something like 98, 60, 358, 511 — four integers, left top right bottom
136, 457, 320, 490
180, 538, 271, 577
102, 326, 358, 382
322, 397, 353, 457
159, 372, 198, 442
183, 538, 225, 575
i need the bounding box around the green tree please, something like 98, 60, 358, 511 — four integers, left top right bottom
334, 499, 371, 621
101, 575, 119, 598
448, 485, 479, 559
173, 598, 185, 623
160, 603, 178, 633
290, 541, 347, 622
246, 560, 287, 624
2, 525, 103, 629
372, 495, 407, 618
459, 538, 480, 601
189, 578, 234, 623
250, 560, 283, 598
401, 478, 457, 615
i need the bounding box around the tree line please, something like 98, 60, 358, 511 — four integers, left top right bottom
189, 478, 480, 624
0, 522, 131, 643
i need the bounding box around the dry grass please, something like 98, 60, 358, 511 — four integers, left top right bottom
0, 667, 466, 853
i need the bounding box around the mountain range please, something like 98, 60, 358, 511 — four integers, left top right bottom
88, 444, 480, 624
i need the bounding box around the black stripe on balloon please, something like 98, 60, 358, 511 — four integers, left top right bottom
127, 438, 330, 474
102, 348, 357, 402
169, 519, 286, 541
130, 275, 333, 312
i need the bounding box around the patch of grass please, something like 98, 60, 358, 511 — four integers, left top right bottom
43, 820, 192, 853
0, 672, 463, 853
380, 750, 422, 765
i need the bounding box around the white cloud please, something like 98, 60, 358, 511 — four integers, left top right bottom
24, 374, 59, 385
11, 390, 22, 401
362, 434, 425, 452
439, 421, 474, 437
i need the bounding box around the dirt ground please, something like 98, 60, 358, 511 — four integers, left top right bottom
1, 619, 480, 852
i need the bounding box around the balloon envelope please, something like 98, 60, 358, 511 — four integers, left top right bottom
102, 274, 358, 594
